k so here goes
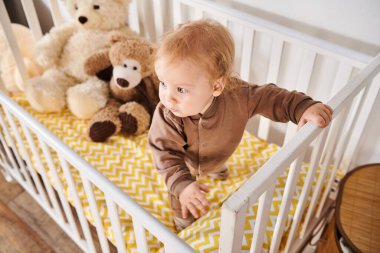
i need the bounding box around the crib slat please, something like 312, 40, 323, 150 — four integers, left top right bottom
295, 50, 317, 92
36, 136, 65, 222
239, 27, 254, 81
38, 140, 81, 240
299, 111, 347, 239
19, 123, 52, 206
330, 63, 354, 98
194, 7, 204, 19
250, 185, 275, 253
283, 50, 316, 145
214, 16, 228, 28
0, 131, 22, 182
219, 199, 249, 253
173, 0, 183, 27
266, 38, 284, 83
0, 1, 29, 90
269, 153, 305, 253
136, 0, 148, 38
258, 38, 283, 141
48, 0, 65, 26
315, 63, 352, 163
20, 0, 43, 40
0, 134, 9, 167
58, 155, 96, 253
128, 0, 141, 34
153, 0, 164, 42
133, 216, 149, 253
81, 173, 111, 253
343, 74, 380, 169
0, 143, 13, 181
284, 128, 329, 252
1, 110, 35, 189
0, 118, 24, 180
16, 122, 52, 206
106, 197, 127, 253
316, 83, 371, 218
7, 113, 51, 206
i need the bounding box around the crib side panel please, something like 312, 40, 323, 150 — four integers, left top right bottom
220, 55, 380, 253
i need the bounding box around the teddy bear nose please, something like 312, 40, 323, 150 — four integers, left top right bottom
117, 78, 129, 87
78, 16, 88, 24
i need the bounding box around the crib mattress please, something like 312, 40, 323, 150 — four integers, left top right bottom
10, 94, 318, 252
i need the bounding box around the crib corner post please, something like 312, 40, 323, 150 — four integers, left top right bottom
219, 197, 249, 253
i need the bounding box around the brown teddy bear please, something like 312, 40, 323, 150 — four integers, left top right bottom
84, 33, 159, 142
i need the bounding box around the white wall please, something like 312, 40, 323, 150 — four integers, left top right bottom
230, 0, 380, 52
223, 0, 380, 167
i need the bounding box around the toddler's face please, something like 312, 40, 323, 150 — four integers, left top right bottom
155, 57, 217, 117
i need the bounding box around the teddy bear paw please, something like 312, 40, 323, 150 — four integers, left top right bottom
89, 121, 117, 142
119, 112, 138, 135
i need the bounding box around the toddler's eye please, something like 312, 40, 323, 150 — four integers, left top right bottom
93, 5, 100, 10
177, 87, 187, 94
159, 81, 167, 88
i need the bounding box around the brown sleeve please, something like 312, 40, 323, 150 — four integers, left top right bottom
247, 83, 319, 124
148, 104, 195, 198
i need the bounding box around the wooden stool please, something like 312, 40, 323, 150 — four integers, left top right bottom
335, 163, 380, 252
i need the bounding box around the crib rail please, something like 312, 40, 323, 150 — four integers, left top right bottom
219, 53, 380, 253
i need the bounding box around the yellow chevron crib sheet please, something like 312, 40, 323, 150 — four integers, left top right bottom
8, 94, 329, 252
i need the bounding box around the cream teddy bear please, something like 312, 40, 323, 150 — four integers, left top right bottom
26, 0, 137, 119
0, 24, 43, 93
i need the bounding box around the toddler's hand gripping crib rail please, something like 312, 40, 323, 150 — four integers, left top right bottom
0, 0, 379, 252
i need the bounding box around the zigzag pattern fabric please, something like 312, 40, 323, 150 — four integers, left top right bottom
11, 95, 319, 252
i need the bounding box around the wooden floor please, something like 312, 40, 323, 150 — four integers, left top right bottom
316, 216, 340, 253
0, 171, 83, 253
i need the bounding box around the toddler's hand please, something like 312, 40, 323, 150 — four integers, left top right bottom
179, 182, 210, 219
298, 103, 333, 129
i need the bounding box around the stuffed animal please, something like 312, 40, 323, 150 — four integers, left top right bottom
25, 0, 137, 119
0, 24, 43, 93
84, 33, 159, 142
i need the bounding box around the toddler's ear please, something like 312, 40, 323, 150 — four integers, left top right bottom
212, 79, 225, 97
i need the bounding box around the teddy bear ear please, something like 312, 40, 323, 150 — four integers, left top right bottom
109, 31, 129, 44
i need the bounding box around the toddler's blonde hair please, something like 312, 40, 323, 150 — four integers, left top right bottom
156, 19, 235, 88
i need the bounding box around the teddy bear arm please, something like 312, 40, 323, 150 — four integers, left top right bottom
36, 23, 76, 68
84, 49, 112, 80
143, 76, 160, 105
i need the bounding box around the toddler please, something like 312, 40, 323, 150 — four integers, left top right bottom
148, 19, 333, 232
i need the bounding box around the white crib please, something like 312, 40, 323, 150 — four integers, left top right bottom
0, 0, 379, 252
